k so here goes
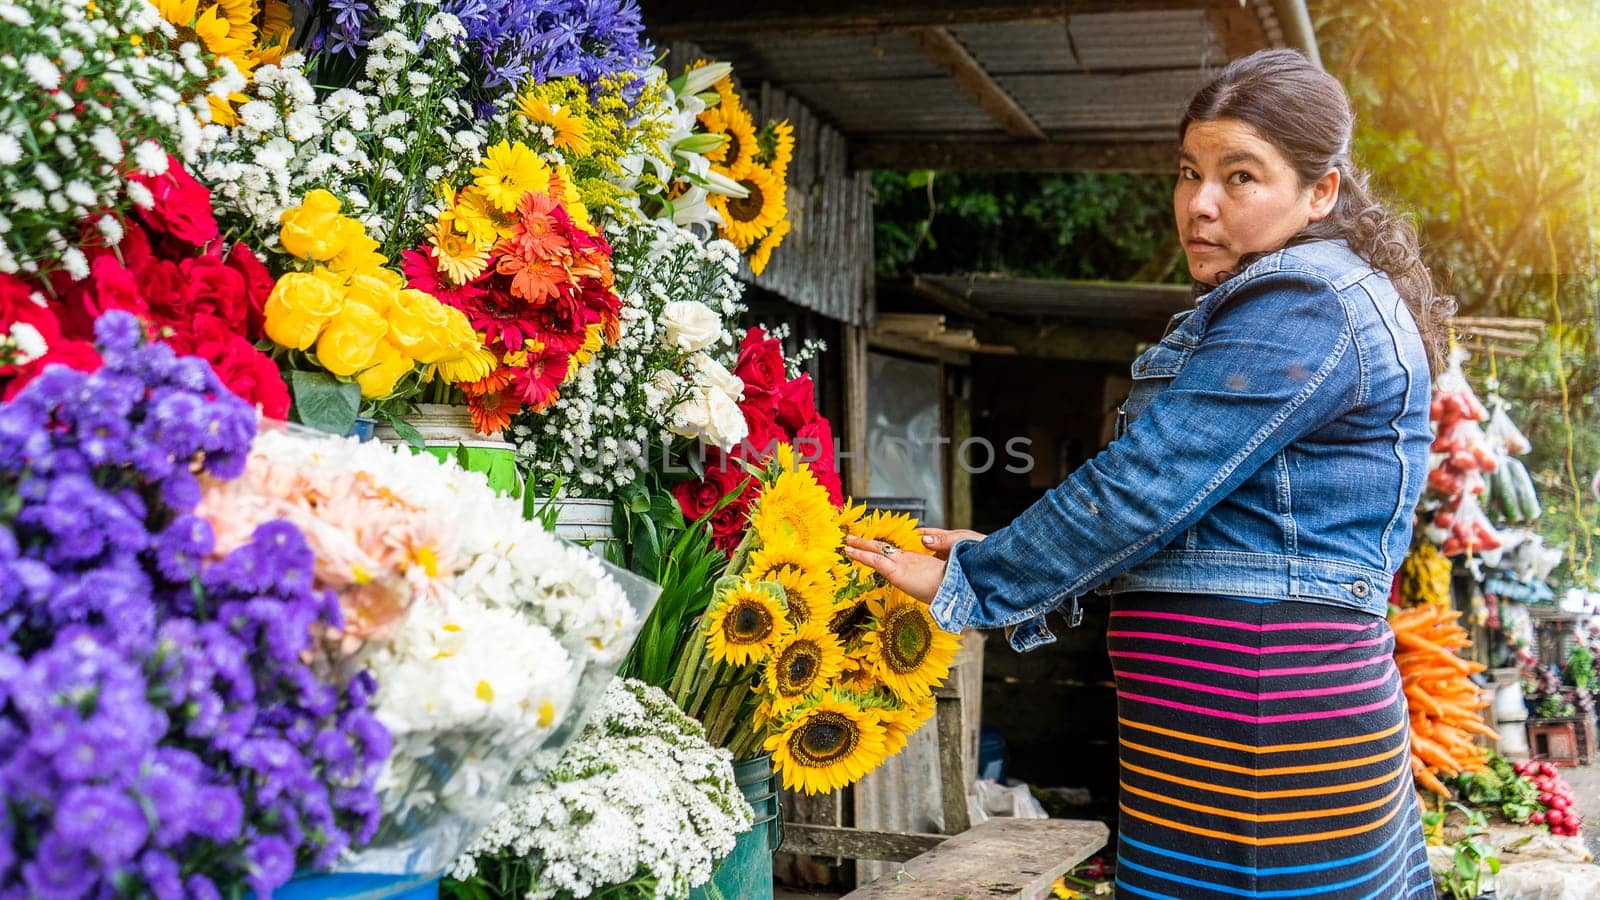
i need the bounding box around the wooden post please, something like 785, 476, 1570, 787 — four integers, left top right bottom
843, 324, 871, 498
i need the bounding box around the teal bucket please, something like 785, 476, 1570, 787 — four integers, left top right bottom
690, 755, 781, 900
259, 873, 439, 899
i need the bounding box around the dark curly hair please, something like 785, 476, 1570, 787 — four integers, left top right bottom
1181, 49, 1454, 373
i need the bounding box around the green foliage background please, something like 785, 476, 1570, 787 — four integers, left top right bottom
872, 0, 1600, 585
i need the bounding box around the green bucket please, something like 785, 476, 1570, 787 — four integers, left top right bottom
690, 754, 781, 900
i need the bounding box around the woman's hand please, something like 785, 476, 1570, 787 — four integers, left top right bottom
916, 528, 987, 561
842, 535, 949, 604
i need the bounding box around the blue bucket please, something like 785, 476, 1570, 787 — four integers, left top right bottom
689, 754, 781, 900
266, 872, 440, 899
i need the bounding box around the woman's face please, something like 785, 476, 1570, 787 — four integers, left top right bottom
1174, 118, 1339, 283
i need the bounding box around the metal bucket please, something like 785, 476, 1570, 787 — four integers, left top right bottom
264, 873, 439, 899
690, 754, 781, 900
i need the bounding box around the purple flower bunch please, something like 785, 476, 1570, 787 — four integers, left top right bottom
0, 313, 391, 899
304, 0, 653, 102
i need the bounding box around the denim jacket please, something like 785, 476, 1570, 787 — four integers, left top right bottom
930, 239, 1431, 651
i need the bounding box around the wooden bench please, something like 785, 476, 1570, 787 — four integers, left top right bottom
838, 818, 1108, 900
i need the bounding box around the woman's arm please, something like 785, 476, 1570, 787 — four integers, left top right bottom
929, 268, 1362, 650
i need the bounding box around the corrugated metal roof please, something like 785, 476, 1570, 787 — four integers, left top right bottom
917, 274, 1195, 325
949, 12, 1228, 75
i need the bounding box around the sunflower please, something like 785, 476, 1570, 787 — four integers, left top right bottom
701, 102, 757, 173
709, 162, 785, 251
748, 216, 790, 276
757, 565, 836, 628
155, 0, 261, 124
705, 580, 785, 666
516, 91, 593, 157
878, 694, 935, 758
837, 662, 881, 695
427, 219, 490, 285
757, 119, 796, 180
763, 621, 847, 714
748, 543, 838, 587
750, 468, 841, 559
766, 692, 889, 795
471, 141, 553, 213
846, 508, 932, 578
859, 590, 961, 701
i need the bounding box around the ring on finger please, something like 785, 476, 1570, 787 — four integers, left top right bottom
880, 544, 900, 557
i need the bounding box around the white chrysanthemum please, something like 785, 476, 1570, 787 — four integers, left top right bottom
0, 134, 20, 166
451, 679, 753, 899
6, 322, 48, 364
59, 247, 88, 280
22, 53, 60, 89
132, 141, 167, 175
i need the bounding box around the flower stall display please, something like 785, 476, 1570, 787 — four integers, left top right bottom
0, 313, 388, 897
448, 678, 754, 900
0, 0, 225, 277
667, 446, 960, 794
192, 421, 657, 875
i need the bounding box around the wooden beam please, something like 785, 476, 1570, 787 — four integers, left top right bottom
780, 824, 947, 862
976, 320, 1143, 363
644, 0, 1244, 41
851, 138, 1175, 172
868, 331, 974, 366
907, 27, 1047, 141
909, 275, 992, 322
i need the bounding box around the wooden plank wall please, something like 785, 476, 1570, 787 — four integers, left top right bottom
667, 41, 875, 326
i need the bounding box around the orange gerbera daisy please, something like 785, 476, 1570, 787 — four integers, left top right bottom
496, 250, 566, 303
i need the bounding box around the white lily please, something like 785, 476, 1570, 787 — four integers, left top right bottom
703, 168, 749, 198
679, 62, 733, 97
670, 185, 724, 230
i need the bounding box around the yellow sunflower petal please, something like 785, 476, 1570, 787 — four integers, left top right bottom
859, 589, 961, 701
765, 692, 889, 795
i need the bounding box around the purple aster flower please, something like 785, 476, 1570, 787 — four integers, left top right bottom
53, 784, 149, 865
139, 850, 184, 897
245, 834, 296, 893
21, 832, 97, 900
186, 874, 222, 900
192, 785, 244, 842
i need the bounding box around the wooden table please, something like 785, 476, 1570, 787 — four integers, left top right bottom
839, 818, 1110, 900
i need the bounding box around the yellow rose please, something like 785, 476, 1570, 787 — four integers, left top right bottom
346, 271, 399, 317
356, 340, 414, 399
386, 288, 454, 363
263, 271, 345, 350
280, 190, 363, 261
315, 301, 388, 376
328, 231, 387, 276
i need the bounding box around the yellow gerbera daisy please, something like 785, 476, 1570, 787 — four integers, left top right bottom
748, 216, 790, 276
704, 580, 785, 666
766, 692, 889, 795
471, 141, 553, 213
701, 103, 757, 173
427, 219, 491, 285
516, 92, 593, 157
859, 590, 961, 701
709, 162, 785, 251
750, 469, 842, 559
763, 621, 847, 714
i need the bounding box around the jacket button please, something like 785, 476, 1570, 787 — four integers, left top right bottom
1352, 581, 1370, 598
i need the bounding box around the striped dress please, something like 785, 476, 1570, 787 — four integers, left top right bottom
1108, 592, 1434, 898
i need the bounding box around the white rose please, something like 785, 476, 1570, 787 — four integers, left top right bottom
668, 387, 713, 441
690, 354, 744, 401
704, 389, 748, 452
659, 300, 722, 353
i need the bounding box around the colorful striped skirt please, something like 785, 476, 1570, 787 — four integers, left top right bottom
1108, 592, 1434, 899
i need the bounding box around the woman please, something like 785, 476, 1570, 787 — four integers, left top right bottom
844, 49, 1451, 898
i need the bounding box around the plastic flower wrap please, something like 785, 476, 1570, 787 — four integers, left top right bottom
194, 422, 658, 875
449, 679, 753, 900
509, 217, 749, 495
0, 0, 225, 276
402, 141, 623, 434
665, 446, 960, 794
0, 312, 388, 896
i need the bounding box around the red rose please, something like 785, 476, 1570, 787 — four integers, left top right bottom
130, 159, 219, 251
176, 254, 248, 325
223, 242, 275, 338
170, 313, 290, 418
794, 416, 844, 506
671, 448, 749, 522
137, 259, 186, 325
774, 372, 819, 433
735, 327, 786, 406
735, 403, 788, 462
57, 254, 149, 339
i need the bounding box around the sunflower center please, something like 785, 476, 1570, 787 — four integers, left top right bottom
884, 609, 932, 673
727, 180, 766, 223
790, 711, 859, 766
829, 600, 868, 636
725, 599, 776, 645
725, 130, 744, 165
777, 642, 820, 696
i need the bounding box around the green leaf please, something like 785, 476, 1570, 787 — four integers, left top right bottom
290, 370, 362, 436
386, 416, 426, 451
906, 169, 934, 189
